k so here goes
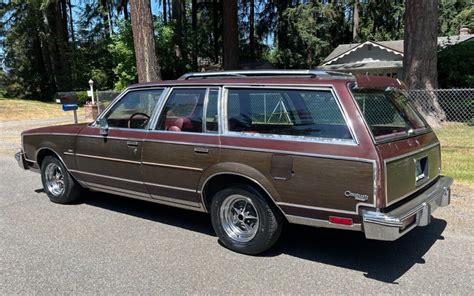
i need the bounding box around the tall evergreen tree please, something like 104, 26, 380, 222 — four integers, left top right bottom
130, 0, 161, 82
403, 0, 445, 125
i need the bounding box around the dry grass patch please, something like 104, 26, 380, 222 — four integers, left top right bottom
0, 98, 84, 122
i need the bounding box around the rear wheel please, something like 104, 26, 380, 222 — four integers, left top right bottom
41, 155, 82, 204
210, 185, 283, 255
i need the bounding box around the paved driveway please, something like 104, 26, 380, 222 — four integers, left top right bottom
1, 155, 473, 294
1, 118, 473, 294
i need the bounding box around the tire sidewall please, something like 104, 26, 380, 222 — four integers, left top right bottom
210, 186, 281, 255
40, 155, 78, 204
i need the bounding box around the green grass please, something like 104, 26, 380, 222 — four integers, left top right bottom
435, 123, 474, 187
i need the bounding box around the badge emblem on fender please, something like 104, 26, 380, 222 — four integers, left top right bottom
344, 191, 369, 201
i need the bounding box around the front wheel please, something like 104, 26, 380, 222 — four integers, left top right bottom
41, 155, 82, 204
210, 185, 283, 255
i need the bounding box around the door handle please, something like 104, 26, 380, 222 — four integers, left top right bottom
127, 141, 139, 147
194, 147, 209, 154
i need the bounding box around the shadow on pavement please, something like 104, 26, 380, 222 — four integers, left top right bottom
68, 189, 446, 284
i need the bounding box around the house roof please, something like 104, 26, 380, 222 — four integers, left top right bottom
323, 34, 474, 64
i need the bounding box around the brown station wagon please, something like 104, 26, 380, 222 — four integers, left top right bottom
16, 70, 453, 254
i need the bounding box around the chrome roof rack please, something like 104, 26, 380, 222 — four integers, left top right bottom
178, 69, 353, 80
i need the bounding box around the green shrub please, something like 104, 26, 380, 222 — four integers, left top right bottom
74, 91, 90, 106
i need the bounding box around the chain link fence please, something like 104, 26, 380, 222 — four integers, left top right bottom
76, 88, 474, 126
408, 89, 474, 123
96, 91, 120, 112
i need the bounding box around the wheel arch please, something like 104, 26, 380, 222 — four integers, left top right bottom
199, 166, 286, 219
36, 147, 68, 170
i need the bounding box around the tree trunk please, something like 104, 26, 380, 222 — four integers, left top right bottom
67, 0, 75, 47
249, 0, 255, 62
212, 0, 219, 64
222, 0, 239, 70
403, 0, 445, 126
131, 0, 162, 82
122, 0, 129, 20
352, 0, 359, 42
192, 0, 198, 69
172, 0, 185, 58
163, 0, 167, 24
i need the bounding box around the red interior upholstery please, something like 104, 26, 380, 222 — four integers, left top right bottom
165, 117, 192, 132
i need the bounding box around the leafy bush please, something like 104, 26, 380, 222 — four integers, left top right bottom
74, 91, 90, 106
438, 42, 474, 88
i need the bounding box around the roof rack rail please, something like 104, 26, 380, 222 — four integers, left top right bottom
178, 69, 353, 80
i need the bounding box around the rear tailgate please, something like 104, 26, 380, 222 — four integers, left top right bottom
377, 132, 441, 207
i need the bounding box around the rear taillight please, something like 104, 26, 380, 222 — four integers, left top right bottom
328, 216, 353, 226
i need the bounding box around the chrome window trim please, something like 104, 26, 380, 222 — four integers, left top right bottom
93, 87, 167, 129
203, 87, 222, 134
147, 87, 171, 130
202, 88, 210, 133
223, 131, 357, 145
151, 86, 211, 131
221, 85, 358, 145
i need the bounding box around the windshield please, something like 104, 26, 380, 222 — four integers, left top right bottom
350, 85, 428, 142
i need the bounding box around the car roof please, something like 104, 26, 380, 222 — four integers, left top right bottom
128, 70, 404, 90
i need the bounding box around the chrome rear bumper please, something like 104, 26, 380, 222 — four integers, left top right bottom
363, 176, 453, 241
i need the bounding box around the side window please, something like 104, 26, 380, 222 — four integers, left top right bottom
104, 89, 163, 129
205, 88, 219, 133
226, 88, 353, 141
156, 88, 207, 133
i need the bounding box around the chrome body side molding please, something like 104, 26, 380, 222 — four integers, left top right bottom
286, 215, 362, 231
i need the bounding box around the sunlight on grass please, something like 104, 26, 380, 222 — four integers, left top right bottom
0, 98, 85, 122
435, 123, 474, 187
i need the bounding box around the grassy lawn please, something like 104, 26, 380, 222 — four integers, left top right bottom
0, 98, 85, 122
435, 123, 474, 187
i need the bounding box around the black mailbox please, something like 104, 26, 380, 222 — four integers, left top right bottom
56, 92, 78, 105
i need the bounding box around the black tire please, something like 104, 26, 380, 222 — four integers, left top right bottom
40, 155, 82, 204
210, 185, 283, 255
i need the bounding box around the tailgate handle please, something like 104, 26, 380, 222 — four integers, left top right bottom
127, 141, 139, 147
194, 147, 209, 154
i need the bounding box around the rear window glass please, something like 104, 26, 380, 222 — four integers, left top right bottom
226, 88, 353, 142
350, 85, 427, 142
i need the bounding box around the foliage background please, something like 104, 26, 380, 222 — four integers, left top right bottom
0, 0, 473, 101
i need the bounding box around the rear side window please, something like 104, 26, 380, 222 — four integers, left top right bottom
226, 88, 353, 142
157, 88, 206, 133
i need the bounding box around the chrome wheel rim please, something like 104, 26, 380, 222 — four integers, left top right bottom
45, 163, 65, 196
220, 195, 259, 242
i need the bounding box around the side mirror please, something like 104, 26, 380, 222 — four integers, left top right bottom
98, 118, 109, 136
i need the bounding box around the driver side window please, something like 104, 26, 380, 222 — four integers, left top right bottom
104, 89, 163, 129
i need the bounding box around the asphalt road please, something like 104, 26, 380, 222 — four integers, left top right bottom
1, 155, 473, 294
